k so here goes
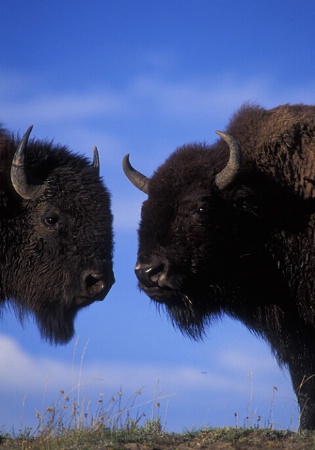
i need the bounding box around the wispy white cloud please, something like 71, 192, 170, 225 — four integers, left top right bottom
218, 347, 280, 373
2, 71, 315, 127
0, 90, 127, 124
131, 74, 315, 120
130, 74, 269, 118
0, 334, 235, 395
0, 334, 292, 398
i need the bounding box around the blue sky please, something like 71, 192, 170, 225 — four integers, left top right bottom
1, 0, 314, 433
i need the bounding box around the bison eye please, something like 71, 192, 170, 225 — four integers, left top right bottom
43, 214, 60, 227
192, 206, 210, 216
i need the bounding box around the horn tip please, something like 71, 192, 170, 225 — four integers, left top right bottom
92, 146, 100, 175
215, 130, 237, 147
122, 153, 130, 166
19, 125, 34, 144
26, 125, 34, 135
215, 130, 225, 138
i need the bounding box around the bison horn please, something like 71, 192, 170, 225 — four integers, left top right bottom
122, 154, 150, 194
92, 146, 100, 176
11, 125, 46, 200
215, 131, 242, 190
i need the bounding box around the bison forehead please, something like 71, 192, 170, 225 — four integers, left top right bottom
36, 163, 111, 211
21, 169, 113, 260
148, 143, 229, 199
141, 147, 226, 236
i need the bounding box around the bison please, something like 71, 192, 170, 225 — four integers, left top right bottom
123, 103, 315, 430
0, 124, 114, 344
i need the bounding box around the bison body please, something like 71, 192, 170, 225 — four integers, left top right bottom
0, 125, 114, 344
124, 104, 315, 429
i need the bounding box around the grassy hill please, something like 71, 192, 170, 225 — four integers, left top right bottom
1, 427, 315, 450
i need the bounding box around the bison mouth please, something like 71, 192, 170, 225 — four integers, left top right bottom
134, 261, 224, 340
134, 258, 197, 317
139, 283, 186, 304
135, 258, 185, 295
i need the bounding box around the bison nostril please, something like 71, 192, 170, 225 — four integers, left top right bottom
82, 271, 113, 300
147, 264, 165, 284
135, 262, 173, 289
78, 266, 115, 304
86, 273, 103, 288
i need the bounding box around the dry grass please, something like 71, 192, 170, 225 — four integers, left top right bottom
32, 386, 164, 437
0, 384, 313, 449
2, 427, 315, 449
0, 382, 310, 450
0, 340, 309, 449
0, 385, 166, 449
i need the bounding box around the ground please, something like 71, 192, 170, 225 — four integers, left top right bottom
1, 428, 315, 450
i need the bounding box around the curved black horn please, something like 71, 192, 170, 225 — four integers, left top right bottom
92, 146, 100, 176
11, 125, 46, 200
122, 154, 150, 194
215, 131, 242, 190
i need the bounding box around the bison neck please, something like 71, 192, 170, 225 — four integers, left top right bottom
220, 241, 315, 422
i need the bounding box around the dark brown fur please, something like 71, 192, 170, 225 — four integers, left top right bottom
132, 104, 315, 429
0, 125, 114, 344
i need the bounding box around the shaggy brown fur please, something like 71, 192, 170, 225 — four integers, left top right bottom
0, 125, 114, 344
128, 104, 315, 429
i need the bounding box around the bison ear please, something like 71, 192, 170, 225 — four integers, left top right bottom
92, 146, 100, 177
122, 154, 150, 194
11, 125, 46, 201
215, 131, 242, 190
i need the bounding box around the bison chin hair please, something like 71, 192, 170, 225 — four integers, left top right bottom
155, 293, 221, 341
36, 306, 79, 345
12, 301, 79, 345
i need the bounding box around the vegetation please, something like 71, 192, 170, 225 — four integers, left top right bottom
0, 342, 310, 448
2, 426, 315, 449
1, 386, 315, 450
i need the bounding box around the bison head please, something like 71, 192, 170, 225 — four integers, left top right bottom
2, 126, 114, 344
123, 132, 266, 339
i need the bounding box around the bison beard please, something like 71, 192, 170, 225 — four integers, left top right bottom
123, 103, 315, 430
30, 302, 78, 345
0, 124, 114, 344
